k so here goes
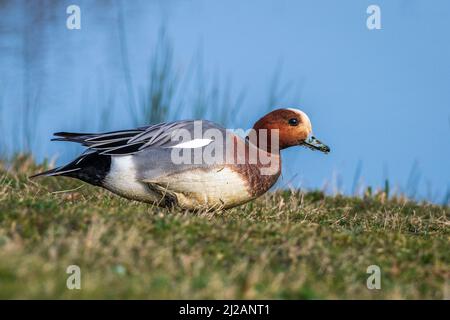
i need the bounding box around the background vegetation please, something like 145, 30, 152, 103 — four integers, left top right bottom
0, 1, 448, 204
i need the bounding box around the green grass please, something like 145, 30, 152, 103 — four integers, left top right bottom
0, 156, 448, 299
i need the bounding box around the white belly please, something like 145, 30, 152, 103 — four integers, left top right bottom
149, 167, 253, 209
103, 156, 161, 203
104, 156, 252, 209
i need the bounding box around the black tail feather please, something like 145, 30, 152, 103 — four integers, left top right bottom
29, 167, 59, 178
51, 132, 96, 145
30, 153, 111, 186
53, 132, 95, 138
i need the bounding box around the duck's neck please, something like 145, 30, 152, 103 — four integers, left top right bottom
249, 125, 282, 155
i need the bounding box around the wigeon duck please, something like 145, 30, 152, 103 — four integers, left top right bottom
32, 108, 330, 210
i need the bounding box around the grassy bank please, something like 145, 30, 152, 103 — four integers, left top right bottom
0, 157, 448, 299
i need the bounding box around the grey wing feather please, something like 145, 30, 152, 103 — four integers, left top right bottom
52, 120, 224, 156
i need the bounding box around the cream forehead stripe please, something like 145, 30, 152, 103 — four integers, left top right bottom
286, 108, 312, 128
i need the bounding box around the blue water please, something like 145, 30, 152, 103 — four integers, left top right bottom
0, 0, 449, 203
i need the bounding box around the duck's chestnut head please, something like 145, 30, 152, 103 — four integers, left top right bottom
252, 108, 330, 153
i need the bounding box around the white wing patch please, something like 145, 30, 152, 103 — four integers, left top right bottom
169, 138, 213, 149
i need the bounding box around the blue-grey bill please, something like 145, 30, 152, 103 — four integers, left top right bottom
303, 135, 330, 153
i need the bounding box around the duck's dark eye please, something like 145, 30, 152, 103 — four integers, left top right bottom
288, 118, 299, 126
